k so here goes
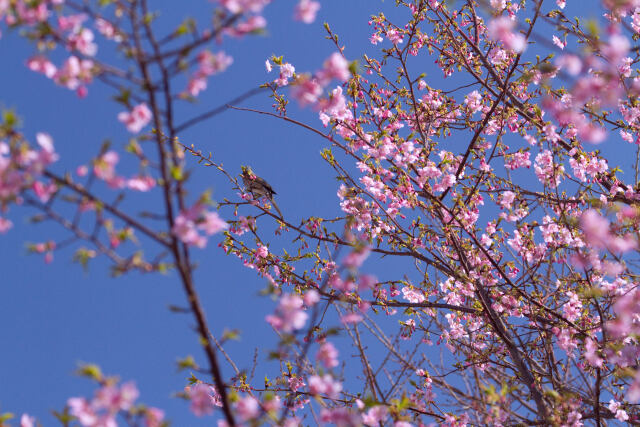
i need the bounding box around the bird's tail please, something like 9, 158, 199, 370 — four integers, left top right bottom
270, 199, 284, 219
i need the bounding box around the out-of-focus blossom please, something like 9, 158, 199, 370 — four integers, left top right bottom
488, 17, 526, 52
173, 204, 228, 248
235, 396, 260, 422
219, 0, 270, 14
294, 0, 320, 23
20, 414, 35, 427
308, 374, 342, 398
317, 52, 350, 85
188, 383, 222, 416
118, 103, 152, 133
265, 293, 308, 332
316, 341, 339, 368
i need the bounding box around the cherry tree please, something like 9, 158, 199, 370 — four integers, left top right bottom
2, 0, 640, 426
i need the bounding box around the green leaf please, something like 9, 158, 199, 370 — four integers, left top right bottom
170, 165, 184, 181
113, 89, 131, 106
0, 413, 14, 423
222, 328, 241, 341
76, 363, 103, 381
52, 407, 74, 424
177, 355, 199, 371
320, 148, 335, 165
176, 18, 196, 36
348, 60, 358, 77
2, 109, 18, 128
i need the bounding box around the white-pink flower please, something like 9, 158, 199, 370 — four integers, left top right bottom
363, 406, 388, 426
20, 414, 35, 427
27, 56, 57, 78
316, 341, 339, 368
118, 103, 152, 133
126, 176, 155, 192
294, 0, 320, 24
256, 244, 269, 259
265, 293, 308, 333
488, 17, 526, 53
402, 286, 425, 303
552, 35, 566, 49
308, 374, 342, 398
499, 191, 516, 209
188, 383, 220, 416
219, 0, 269, 14
199, 211, 229, 235
235, 396, 260, 422
464, 90, 483, 113
317, 52, 350, 85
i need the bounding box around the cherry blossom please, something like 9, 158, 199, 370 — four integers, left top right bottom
118, 103, 152, 134
316, 341, 339, 368
265, 293, 308, 332
487, 17, 526, 53
308, 374, 342, 398
293, 0, 320, 24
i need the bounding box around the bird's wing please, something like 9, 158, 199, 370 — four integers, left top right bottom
256, 177, 276, 195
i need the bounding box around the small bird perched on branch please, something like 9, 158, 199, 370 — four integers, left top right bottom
241, 166, 283, 218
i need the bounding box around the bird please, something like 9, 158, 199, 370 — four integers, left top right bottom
241, 166, 284, 218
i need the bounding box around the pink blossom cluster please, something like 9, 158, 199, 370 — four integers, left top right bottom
30, 240, 57, 264
68, 381, 164, 427
362, 405, 388, 426
503, 150, 531, 170
319, 408, 363, 426
544, 31, 637, 144
507, 227, 547, 264
234, 395, 260, 422
187, 383, 222, 416
540, 215, 581, 248
218, 0, 269, 14
608, 400, 630, 422
603, 288, 640, 403
28, 55, 95, 98
17, 414, 37, 427
308, 374, 342, 398
265, 293, 308, 332
534, 149, 564, 188
580, 209, 637, 253
464, 90, 483, 114
185, 50, 233, 97
402, 286, 426, 303
342, 246, 371, 270
95, 18, 122, 42
172, 203, 229, 248
487, 17, 526, 53
118, 103, 152, 134
316, 341, 339, 368
90, 150, 155, 191
229, 215, 255, 235
283, 52, 352, 131
336, 184, 378, 233
266, 61, 295, 87
58, 13, 97, 56
293, 0, 320, 24
568, 151, 608, 182
0, 0, 63, 36
0, 133, 59, 233
217, 0, 269, 37
323, 256, 376, 302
